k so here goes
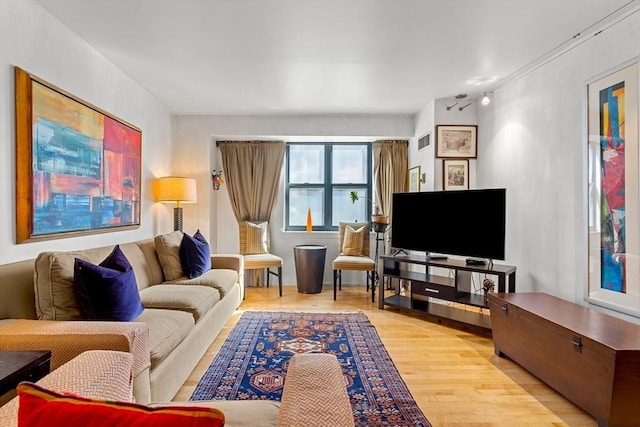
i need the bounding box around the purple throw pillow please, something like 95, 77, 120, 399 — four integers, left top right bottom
180, 229, 211, 279
73, 245, 144, 321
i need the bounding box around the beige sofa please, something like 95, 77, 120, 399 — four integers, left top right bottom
0, 350, 354, 427
0, 231, 244, 403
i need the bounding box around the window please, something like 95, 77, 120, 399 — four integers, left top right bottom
286, 143, 372, 231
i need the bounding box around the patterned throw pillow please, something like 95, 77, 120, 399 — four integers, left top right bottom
341, 225, 365, 256
245, 221, 269, 254
179, 229, 212, 279
73, 245, 144, 321
17, 382, 225, 427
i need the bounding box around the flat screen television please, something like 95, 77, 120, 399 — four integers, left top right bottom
391, 188, 506, 260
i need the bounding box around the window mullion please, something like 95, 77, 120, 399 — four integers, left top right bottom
325, 145, 333, 231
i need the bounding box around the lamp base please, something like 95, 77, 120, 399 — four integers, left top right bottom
173, 207, 184, 232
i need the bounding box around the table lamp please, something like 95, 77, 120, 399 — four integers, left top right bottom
154, 176, 197, 231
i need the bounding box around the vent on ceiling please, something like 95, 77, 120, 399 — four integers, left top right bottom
418, 133, 430, 150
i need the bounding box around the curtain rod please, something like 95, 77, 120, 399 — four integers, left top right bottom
216, 140, 408, 146
215, 140, 285, 147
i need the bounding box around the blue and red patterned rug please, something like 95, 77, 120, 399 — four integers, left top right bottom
190, 311, 431, 426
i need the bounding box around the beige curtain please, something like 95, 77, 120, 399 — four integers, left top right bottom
373, 140, 409, 222
218, 140, 285, 286
373, 140, 409, 294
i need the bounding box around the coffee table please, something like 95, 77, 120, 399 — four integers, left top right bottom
0, 350, 51, 396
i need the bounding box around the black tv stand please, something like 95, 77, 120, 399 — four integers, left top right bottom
378, 253, 516, 331
392, 249, 408, 256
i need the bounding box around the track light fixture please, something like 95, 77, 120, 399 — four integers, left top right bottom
445, 92, 492, 112
446, 94, 467, 111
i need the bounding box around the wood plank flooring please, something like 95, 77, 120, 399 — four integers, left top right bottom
174, 285, 596, 426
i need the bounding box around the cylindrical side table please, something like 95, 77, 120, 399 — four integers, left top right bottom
293, 245, 327, 294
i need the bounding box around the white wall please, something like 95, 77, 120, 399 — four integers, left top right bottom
0, 0, 173, 263
172, 114, 414, 285
413, 99, 479, 191
412, 101, 435, 191
478, 10, 640, 323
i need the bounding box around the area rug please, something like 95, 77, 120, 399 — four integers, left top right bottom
191, 311, 431, 426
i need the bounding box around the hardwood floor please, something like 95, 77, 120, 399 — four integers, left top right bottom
174, 285, 596, 426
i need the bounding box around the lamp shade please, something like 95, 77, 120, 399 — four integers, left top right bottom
154, 177, 197, 204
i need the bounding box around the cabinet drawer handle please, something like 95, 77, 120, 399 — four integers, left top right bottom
572, 336, 582, 353
424, 288, 439, 294
501, 303, 509, 315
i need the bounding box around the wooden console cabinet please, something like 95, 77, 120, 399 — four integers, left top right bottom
488, 292, 640, 427
378, 254, 516, 330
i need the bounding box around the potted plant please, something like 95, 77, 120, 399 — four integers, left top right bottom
349, 191, 388, 224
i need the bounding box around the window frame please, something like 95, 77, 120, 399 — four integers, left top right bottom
285, 142, 372, 232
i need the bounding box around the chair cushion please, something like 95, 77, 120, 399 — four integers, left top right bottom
243, 254, 283, 270
332, 255, 375, 271
154, 231, 184, 281
73, 245, 144, 322
179, 230, 211, 279
341, 225, 365, 256
134, 308, 194, 367
17, 382, 225, 427
139, 285, 220, 322
169, 269, 239, 298
243, 221, 268, 254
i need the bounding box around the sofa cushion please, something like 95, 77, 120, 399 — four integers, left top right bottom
17, 382, 225, 427
168, 269, 238, 298
35, 247, 114, 320
122, 240, 165, 289
73, 245, 144, 322
134, 308, 194, 368
139, 285, 220, 322
154, 231, 184, 281
179, 230, 211, 279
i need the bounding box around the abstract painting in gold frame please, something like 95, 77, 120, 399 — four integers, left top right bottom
15, 67, 141, 243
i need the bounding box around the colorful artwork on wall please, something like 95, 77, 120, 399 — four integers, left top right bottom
598, 80, 626, 293
587, 59, 639, 317
15, 67, 141, 243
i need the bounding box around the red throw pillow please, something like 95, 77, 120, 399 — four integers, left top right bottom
18, 382, 225, 427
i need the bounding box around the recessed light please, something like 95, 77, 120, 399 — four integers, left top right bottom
466, 76, 497, 86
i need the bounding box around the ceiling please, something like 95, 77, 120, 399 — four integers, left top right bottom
35, 0, 636, 116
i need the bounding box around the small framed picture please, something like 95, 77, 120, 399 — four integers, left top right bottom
443, 159, 469, 191
409, 166, 421, 192
436, 125, 477, 158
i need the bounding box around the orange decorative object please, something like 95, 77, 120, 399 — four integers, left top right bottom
306, 208, 313, 232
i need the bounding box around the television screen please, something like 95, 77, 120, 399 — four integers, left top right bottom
391, 188, 506, 260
